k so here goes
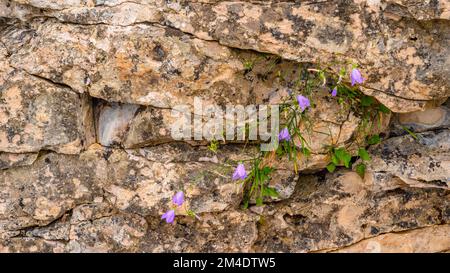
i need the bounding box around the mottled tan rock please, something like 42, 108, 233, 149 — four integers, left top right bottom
67, 212, 147, 253
1, 6, 389, 166
0, 238, 66, 253
0, 152, 37, 170
104, 145, 246, 215
138, 210, 258, 252
363, 129, 450, 190
1, 0, 449, 254
333, 225, 450, 253
0, 71, 95, 154
253, 171, 449, 252
4, 0, 449, 112
100, 93, 364, 148
1, 207, 258, 253
3, 19, 253, 108
385, 0, 450, 21
13, 0, 95, 10
49, 1, 162, 26
0, 151, 105, 232
0, 143, 276, 230
95, 102, 140, 147
95, 101, 176, 148
1, 154, 448, 252
162, 1, 449, 112
11, 0, 450, 25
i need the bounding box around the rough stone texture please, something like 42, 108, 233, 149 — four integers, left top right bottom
391, 105, 450, 134
332, 225, 450, 253
95, 101, 178, 148
363, 129, 450, 190
2, 0, 449, 111
0, 152, 37, 170
91, 86, 372, 159
0, 70, 95, 154
253, 171, 449, 252
2, 18, 253, 108
0, 0, 449, 253
3, 0, 450, 112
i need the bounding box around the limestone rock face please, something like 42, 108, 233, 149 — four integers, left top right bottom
0, 71, 95, 154
0, 152, 37, 170
333, 225, 450, 253
391, 105, 450, 134
0, 0, 449, 253
3, 19, 253, 108
2, 0, 450, 112
363, 129, 450, 190
253, 171, 449, 252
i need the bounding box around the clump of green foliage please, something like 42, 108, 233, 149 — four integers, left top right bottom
233, 63, 391, 208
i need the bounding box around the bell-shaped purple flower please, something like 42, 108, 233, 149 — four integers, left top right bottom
172, 191, 184, 206
350, 68, 365, 86
331, 87, 337, 97
296, 95, 310, 112
161, 209, 175, 224
232, 163, 247, 180
278, 128, 291, 141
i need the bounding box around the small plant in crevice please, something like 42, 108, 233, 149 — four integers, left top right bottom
236, 158, 278, 209
207, 138, 220, 153
231, 63, 392, 208
401, 126, 420, 140
161, 191, 198, 224
325, 67, 391, 178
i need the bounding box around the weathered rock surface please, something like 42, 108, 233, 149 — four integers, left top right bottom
2, 162, 448, 252
2, 0, 448, 112
363, 129, 450, 190
0, 70, 95, 154
0, 143, 270, 251
1, 38, 95, 154
2, 18, 253, 107
95, 101, 176, 148
253, 171, 449, 252
332, 224, 450, 253
0, 152, 37, 170
391, 105, 450, 134
0, 0, 449, 253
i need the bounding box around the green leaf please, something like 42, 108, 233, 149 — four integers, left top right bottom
378, 104, 390, 114
326, 163, 336, 173
334, 148, 352, 168
263, 187, 279, 197
256, 197, 263, 206
401, 126, 419, 140
355, 163, 366, 178
262, 166, 273, 176
242, 200, 249, 209
358, 148, 371, 161
331, 154, 339, 165
367, 134, 381, 145
186, 210, 197, 218
276, 145, 284, 156
343, 155, 352, 168
301, 147, 311, 157
361, 96, 374, 107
